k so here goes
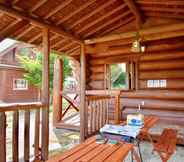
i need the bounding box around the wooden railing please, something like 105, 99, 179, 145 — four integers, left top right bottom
85, 90, 121, 137
86, 95, 110, 137
0, 102, 47, 162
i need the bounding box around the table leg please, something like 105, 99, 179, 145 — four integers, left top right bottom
136, 139, 143, 162
132, 148, 141, 162
131, 149, 134, 162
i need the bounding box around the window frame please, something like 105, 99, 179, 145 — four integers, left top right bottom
13, 78, 28, 90
105, 61, 136, 91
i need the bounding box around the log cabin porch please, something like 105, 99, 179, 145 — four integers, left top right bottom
0, 0, 184, 161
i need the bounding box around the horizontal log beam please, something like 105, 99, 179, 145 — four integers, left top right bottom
121, 98, 184, 111
136, 0, 184, 5
141, 6, 184, 13
139, 60, 184, 71
86, 41, 184, 57
145, 12, 184, 20
140, 51, 184, 61
84, 22, 184, 44
139, 79, 184, 90
0, 4, 82, 44
139, 70, 184, 80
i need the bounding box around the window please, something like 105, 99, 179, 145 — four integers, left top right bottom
110, 63, 127, 89
13, 79, 28, 90
107, 62, 136, 90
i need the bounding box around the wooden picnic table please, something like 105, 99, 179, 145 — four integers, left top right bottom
47, 136, 141, 162
138, 115, 159, 144
121, 115, 159, 143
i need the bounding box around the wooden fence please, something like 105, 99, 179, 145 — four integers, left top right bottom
0, 102, 47, 162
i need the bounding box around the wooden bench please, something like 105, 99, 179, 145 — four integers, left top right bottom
153, 128, 177, 162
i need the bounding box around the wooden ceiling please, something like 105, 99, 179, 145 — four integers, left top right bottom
0, 0, 184, 56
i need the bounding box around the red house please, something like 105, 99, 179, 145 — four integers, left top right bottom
0, 39, 38, 103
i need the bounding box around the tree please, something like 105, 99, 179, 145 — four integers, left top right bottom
18, 50, 72, 99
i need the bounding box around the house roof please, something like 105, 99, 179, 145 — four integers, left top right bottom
0, 0, 184, 56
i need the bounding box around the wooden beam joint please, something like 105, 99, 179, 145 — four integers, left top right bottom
123, 0, 143, 29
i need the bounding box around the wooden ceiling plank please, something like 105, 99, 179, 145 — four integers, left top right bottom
77, 4, 127, 34
0, 19, 20, 35
50, 34, 59, 41
99, 16, 135, 36
0, 4, 82, 43
15, 25, 35, 39
56, 0, 97, 25
28, 33, 42, 43
84, 22, 184, 44
66, 46, 80, 54
69, 0, 117, 30
44, 0, 73, 19
67, 47, 80, 56
84, 10, 131, 38
30, 0, 48, 12
69, 50, 80, 56
12, 0, 20, 4
51, 39, 67, 48
0, 19, 28, 41
123, 0, 143, 29
57, 42, 76, 51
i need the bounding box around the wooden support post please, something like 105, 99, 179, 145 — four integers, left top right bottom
115, 94, 121, 124
12, 111, 19, 162
80, 44, 86, 142
0, 112, 6, 162
41, 28, 50, 161
34, 109, 40, 161
24, 110, 30, 162
53, 58, 63, 126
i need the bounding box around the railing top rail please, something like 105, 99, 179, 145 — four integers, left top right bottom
86, 95, 110, 100
86, 90, 121, 96
0, 102, 46, 112
60, 90, 121, 96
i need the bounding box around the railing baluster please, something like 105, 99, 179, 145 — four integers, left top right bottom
85, 99, 88, 138
34, 109, 40, 161
92, 100, 96, 133
96, 101, 100, 130
0, 112, 6, 162
89, 100, 93, 135
99, 100, 103, 128
24, 110, 30, 162
12, 111, 19, 162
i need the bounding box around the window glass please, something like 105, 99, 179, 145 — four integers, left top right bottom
110, 63, 127, 89
13, 79, 28, 90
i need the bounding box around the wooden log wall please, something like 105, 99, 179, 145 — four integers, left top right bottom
86, 37, 184, 125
